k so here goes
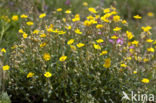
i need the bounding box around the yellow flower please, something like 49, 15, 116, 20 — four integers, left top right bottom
59, 56, 67, 62
20, 14, 28, 18
70, 45, 77, 51
93, 44, 101, 50
33, 30, 40, 34
96, 39, 104, 43
19, 29, 24, 34
40, 43, 46, 47
88, 7, 97, 13
96, 24, 103, 29
132, 40, 139, 46
1, 48, 6, 53
120, 64, 127, 68
77, 43, 85, 48
147, 48, 154, 52
75, 29, 82, 34
39, 13, 46, 18
113, 15, 120, 22
83, 2, 88, 6
103, 8, 110, 13
146, 39, 153, 43
84, 20, 92, 26
126, 57, 132, 60
84, 19, 97, 26
65, 10, 71, 14
143, 58, 149, 62
27, 72, 34, 78
43, 53, 51, 61
12, 15, 18, 21
101, 16, 109, 22
130, 49, 134, 53
113, 27, 122, 31
95, 15, 100, 19
65, 26, 71, 30
49, 24, 54, 28
153, 40, 156, 44
147, 12, 154, 17
142, 26, 152, 32
122, 20, 127, 24
67, 39, 74, 45
75, 12, 81, 19
40, 33, 46, 38
133, 71, 137, 74
126, 31, 134, 40
105, 13, 112, 18
52, 29, 58, 33
103, 58, 111, 68
57, 8, 62, 12
26, 21, 34, 26
100, 51, 108, 55
101, 13, 112, 23
72, 19, 77, 23
23, 33, 28, 39
133, 15, 142, 19
72, 14, 80, 22
44, 72, 52, 78
141, 78, 149, 83
3, 65, 10, 71
58, 31, 66, 35
87, 15, 94, 20
111, 35, 118, 39
111, 11, 117, 15
46, 27, 53, 32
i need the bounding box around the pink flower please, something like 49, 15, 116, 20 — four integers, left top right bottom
116, 38, 124, 45
130, 46, 134, 49
65, 0, 70, 5
98, 32, 102, 35
109, 39, 115, 44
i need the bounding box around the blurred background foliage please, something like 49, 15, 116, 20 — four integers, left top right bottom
0, 0, 156, 17
103, 0, 156, 19
0, 0, 155, 48
0, 0, 156, 13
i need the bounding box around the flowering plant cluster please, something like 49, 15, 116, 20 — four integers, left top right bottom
0, 2, 156, 102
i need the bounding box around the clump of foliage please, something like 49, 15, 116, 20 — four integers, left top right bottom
0, 92, 11, 103
0, 2, 156, 103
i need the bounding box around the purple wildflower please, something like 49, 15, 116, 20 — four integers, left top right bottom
98, 32, 102, 35
109, 39, 115, 44
116, 38, 124, 45
65, 0, 70, 5
130, 46, 134, 49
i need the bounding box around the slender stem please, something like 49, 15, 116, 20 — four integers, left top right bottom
0, 26, 5, 41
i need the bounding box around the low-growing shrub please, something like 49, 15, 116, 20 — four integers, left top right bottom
0, 5, 156, 103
